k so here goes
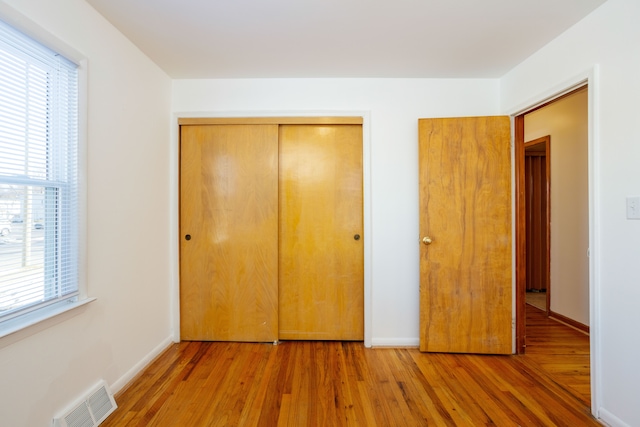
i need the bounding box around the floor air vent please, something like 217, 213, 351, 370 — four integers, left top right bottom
53, 380, 117, 427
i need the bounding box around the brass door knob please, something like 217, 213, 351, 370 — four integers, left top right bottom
422, 236, 433, 245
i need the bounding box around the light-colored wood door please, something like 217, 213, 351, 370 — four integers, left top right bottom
180, 124, 279, 342
278, 124, 364, 340
418, 116, 512, 354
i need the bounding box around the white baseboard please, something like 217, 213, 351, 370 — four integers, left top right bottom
370, 337, 419, 347
110, 336, 174, 394
598, 408, 631, 427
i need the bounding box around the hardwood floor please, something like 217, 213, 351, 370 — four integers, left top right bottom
526, 290, 547, 311
102, 306, 597, 426
524, 303, 591, 407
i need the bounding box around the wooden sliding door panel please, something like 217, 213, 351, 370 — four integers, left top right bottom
419, 116, 512, 354
180, 124, 279, 342
278, 124, 364, 340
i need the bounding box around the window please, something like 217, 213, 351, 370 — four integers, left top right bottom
0, 19, 79, 326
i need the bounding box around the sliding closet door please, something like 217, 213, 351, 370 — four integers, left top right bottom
278, 124, 364, 340
180, 124, 279, 342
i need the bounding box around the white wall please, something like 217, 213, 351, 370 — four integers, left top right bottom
501, 0, 640, 425
172, 78, 501, 346
0, 0, 173, 426
2, 0, 636, 425
525, 88, 589, 326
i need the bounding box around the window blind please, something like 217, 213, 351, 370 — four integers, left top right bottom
0, 19, 79, 322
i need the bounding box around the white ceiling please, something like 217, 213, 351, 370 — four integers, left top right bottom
85, 0, 606, 79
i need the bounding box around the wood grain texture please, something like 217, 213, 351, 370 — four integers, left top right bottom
515, 114, 527, 354
526, 306, 591, 407
102, 306, 596, 426
180, 124, 279, 342
418, 116, 512, 354
525, 153, 546, 291
525, 136, 551, 294
278, 124, 364, 340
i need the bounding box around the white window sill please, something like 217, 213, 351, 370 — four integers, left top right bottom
0, 297, 96, 341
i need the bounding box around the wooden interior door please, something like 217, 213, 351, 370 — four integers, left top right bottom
418, 116, 512, 354
525, 136, 550, 294
180, 124, 279, 342
278, 124, 364, 340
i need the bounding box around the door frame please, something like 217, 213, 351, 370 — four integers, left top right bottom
509, 67, 600, 416
170, 111, 373, 347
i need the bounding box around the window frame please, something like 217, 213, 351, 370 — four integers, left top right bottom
0, 11, 90, 341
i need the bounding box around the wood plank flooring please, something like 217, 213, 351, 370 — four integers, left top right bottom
102, 306, 598, 426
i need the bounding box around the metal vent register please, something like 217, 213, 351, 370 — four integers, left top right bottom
53, 381, 117, 427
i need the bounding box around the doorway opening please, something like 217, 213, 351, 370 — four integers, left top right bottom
515, 85, 591, 403
516, 85, 590, 350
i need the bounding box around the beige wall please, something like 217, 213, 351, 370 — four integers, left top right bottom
524, 87, 589, 326
0, 1, 173, 425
